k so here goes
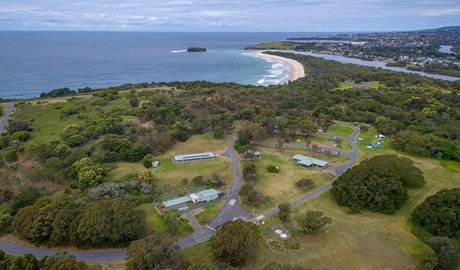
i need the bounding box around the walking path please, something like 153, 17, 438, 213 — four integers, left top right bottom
0, 103, 14, 133
0, 125, 360, 261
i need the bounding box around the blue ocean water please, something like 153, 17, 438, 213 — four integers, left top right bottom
0, 31, 321, 99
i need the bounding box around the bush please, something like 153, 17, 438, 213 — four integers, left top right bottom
11, 131, 31, 142
142, 154, 154, 168
266, 165, 280, 173
411, 188, 460, 238
7, 121, 29, 134
295, 179, 314, 190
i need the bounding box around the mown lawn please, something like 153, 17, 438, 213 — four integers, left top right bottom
195, 201, 225, 225
243, 147, 333, 216
107, 134, 234, 194
239, 154, 459, 270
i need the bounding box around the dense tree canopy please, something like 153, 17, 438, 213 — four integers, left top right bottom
210, 219, 261, 267
429, 236, 460, 270
331, 155, 424, 213
126, 234, 183, 270
411, 188, 460, 238
72, 199, 147, 247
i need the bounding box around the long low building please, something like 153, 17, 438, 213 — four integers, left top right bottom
189, 188, 221, 203
162, 188, 221, 211
173, 152, 215, 163
162, 196, 191, 211
293, 154, 329, 168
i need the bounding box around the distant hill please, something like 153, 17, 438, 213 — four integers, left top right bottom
423, 26, 460, 33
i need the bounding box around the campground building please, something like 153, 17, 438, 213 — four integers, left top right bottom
293, 154, 329, 168
173, 152, 215, 163
161, 188, 221, 211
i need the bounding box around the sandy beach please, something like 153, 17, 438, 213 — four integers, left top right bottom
255, 51, 305, 83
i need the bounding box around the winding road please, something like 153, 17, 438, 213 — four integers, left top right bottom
0, 124, 360, 262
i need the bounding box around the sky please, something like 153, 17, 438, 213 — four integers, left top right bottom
0, 0, 459, 32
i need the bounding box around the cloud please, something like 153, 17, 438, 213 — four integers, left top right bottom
0, 0, 459, 31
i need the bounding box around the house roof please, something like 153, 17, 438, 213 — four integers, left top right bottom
293, 154, 329, 167
162, 196, 191, 208
174, 152, 215, 162
197, 189, 220, 198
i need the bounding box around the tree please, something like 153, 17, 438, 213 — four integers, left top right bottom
298, 119, 318, 138
38, 252, 88, 270
331, 155, 423, 214
126, 234, 183, 270
295, 179, 314, 191
10, 253, 38, 270
278, 202, 291, 221
142, 154, 154, 168
0, 250, 12, 269
210, 219, 261, 267
242, 161, 257, 183
7, 121, 29, 135
129, 98, 139, 108
296, 210, 332, 235
213, 126, 225, 139
68, 158, 104, 190
334, 137, 343, 148
11, 131, 31, 142
275, 139, 286, 154
411, 188, 460, 238
429, 236, 460, 270
415, 249, 438, 270
11, 186, 40, 212
72, 199, 147, 247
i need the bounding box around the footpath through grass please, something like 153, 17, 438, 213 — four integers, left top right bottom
239, 154, 459, 270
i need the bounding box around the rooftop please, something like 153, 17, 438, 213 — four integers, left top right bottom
197, 188, 220, 198
162, 196, 191, 208
174, 152, 215, 162
293, 154, 329, 167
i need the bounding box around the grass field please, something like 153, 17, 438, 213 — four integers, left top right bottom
236, 154, 460, 270
244, 147, 333, 216
195, 201, 225, 225
439, 160, 460, 172
334, 82, 354, 90
324, 125, 354, 138
137, 202, 193, 239
107, 134, 234, 193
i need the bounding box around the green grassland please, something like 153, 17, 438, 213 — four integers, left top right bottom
439, 160, 460, 172
334, 82, 354, 90
195, 201, 226, 225
247, 42, 301, 50
243, 147, 334, 216
324, 125, 354, 138
232, 154, 459, 269
108, 133, 234, 193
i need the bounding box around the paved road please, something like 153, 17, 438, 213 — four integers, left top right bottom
0, 103, 13, 133
0, 125, 360, 260
258, 125, 360, 219
176, 136, 252, 248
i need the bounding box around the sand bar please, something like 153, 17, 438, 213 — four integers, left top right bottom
255, 51, 305, 83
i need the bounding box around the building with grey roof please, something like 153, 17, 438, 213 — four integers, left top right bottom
293, 154, 329, 168
173, 152, 215, 163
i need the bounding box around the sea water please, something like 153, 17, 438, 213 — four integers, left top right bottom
0, 31, 320, 99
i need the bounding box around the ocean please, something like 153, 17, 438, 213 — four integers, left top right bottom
0, 31, 322, 99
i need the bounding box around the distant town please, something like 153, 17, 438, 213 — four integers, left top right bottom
250, 26, 460, 77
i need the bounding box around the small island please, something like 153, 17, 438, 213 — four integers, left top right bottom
187, 47, 206, 52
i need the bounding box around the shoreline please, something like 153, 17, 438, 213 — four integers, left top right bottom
255, 51, 305, 84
